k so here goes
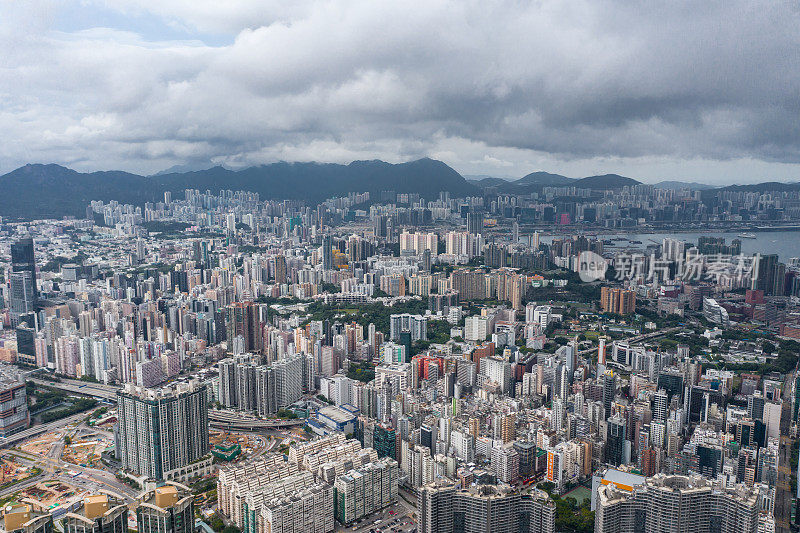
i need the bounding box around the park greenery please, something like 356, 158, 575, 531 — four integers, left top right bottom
537, 482, 594, 533
346, 361, 375, 383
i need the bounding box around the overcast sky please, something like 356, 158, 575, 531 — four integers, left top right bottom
1, 1, 799, 185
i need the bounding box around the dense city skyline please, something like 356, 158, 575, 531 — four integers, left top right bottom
2, 3, 800, 533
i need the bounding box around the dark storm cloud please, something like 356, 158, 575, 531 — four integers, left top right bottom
0, 0, 798, 182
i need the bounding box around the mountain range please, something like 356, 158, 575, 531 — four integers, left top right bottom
0, 158, 792, 220
0, 158, 476, 219
467, 171, 714, 192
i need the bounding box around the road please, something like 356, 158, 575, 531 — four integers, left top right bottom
0, 410, 139, 501
28, 379, 305, 432
209, 409, 305, 431
334, 498, 416, 533
0, 410, 91, 448
577, 327, 682, 357
28, 378, 118, 401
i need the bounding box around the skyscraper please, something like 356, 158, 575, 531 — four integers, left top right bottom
605, 415, 626, 466
11, 238, 36, 297
752, 253, 778, 294
9, 237, 37, 326
9, 271, 36, 327
117, 381, 211, 482
322, 235, 334, 270
602, 370, 616, 419
466, 212, 484, 236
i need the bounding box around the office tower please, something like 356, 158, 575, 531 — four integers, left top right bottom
514, 441, 537, 478
9, 271, 36, 327
136, 484, 194, 533
0, 502, 52, 533
422, 249, 432, 271
322, 235, 334, 270
773, 261, 787, 296
595, 474, 759, 533
11, 238, 37, 300
63, 493, 128, 533
606, 415, 627, 466
117, 381, 210, 481
420, 424, 435, 453
333, 458, 399, 525
0, 377, 30, 437
361, 420, 396, 459
374, 215, 388, 238
466, 212, 484, 236
417, 481, 555, 533
602, 370, 616, 419
512, 220, 519, 244
752, 253, 778, 294
14, 325, 36, 366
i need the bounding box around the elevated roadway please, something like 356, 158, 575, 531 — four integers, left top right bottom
209, 409, 305, 431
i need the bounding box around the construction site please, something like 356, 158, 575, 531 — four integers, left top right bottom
0, 457, 40, 487
19, 431, 62, 457
209, 429, 270, 458
0, 479, 86, 514
60, 434, 112, 468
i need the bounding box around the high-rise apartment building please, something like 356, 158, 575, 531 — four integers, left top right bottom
389, 314, 427, 342
225, 302, 261, 354
600, 287, 636, 315
333, 458, 399, 525
417, 481, 555, 533
595, 474, 759, 533
218, 355, 303, 414
116, 381, 211, 482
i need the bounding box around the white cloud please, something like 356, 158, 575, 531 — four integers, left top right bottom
0, 0, 798, 184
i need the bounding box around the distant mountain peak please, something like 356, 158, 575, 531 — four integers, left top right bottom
0, 158, 477, 219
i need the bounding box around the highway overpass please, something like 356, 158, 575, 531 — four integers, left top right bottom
26, 379, 305, 431
208, 409, 305, 431
28, 378, 119, 401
